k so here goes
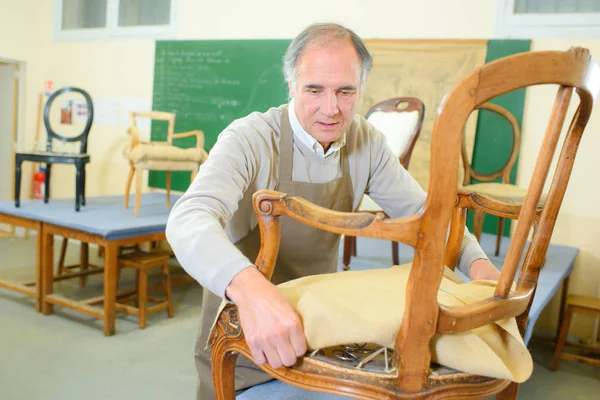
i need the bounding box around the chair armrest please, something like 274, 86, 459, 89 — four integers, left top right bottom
444, 190, 541, 270
437, 284, 535, 334
172, 130, 205, 149
252, 190, 422, 281
126, 127, 140, 148
457, 189, 541, 221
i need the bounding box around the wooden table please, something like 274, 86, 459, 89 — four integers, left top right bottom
0, 193, 179, 336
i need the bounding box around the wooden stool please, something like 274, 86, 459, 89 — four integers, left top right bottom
115, 250, 174, 328
552, 294, 600, 370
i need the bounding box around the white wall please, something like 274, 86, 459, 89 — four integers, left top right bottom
1, 0, 598, 337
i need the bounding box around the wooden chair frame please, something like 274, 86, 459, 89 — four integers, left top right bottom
210, 48, 599, 399
124, 111, 205, 216
343, 97, 425, 269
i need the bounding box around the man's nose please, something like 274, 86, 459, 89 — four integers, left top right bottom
321, 93, 338, 117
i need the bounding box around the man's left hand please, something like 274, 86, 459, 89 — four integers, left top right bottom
469, 258, 501, 281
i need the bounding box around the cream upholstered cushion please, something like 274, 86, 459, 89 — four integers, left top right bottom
359, 110, 420, 213
276, 264, 532, 383
124, 142, 208, 166
461, 183, 547, 206
367, 110, 419, 158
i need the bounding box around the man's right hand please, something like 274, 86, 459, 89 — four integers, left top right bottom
225, 266, 307, 369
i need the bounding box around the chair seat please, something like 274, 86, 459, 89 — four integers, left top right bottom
357, 194, 383, 212
275, 264, 532, 383
118, 250, 172, 269
461, 183, 547, 206
567, 294, 600, 311
124, 142, 208, 165
215, 304, 510, 398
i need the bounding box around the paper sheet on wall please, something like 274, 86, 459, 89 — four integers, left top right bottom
359, 40, 488, 191
93, 98, 152, 131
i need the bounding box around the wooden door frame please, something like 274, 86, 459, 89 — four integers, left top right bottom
0, 57, 24, 237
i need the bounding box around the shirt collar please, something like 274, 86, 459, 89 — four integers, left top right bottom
288, 99, 346, 158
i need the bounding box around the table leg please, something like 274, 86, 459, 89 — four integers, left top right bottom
103, 241, 118, 336
35, 222, 43, 312
557, 276, 570, 340
79, 242, 89, 287
41, 227, 54, 315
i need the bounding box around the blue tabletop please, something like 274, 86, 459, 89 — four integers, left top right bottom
0, 193, 180, 240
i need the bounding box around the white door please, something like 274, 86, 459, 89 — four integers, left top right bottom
0, 63, 17, 202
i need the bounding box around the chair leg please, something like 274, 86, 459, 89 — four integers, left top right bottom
552, 305, 574, 371
496, 382, 519, 399
165, 171, 171, 208
75, 165, 82, 211
211, 341, 240, 400
352, 236, 357, 256
472, 209, 485, 243
134, 169, 143, 217
57, 237, 68, 276
392, 241, 400, 265
124, 165, 135, 209
342, 235, 353, 270
81, 165, 86, 206
44, 164, 52, 204
495, 217, 505, 256
138, 269, 147, 329
162, 261, 174, 318
14, 160, 22, 207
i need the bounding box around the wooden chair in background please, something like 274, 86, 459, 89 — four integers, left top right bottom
552, 294, 600, 370
123, 111, 208, 216
342, 97, 425, 270
209, 48, 599, 399
459, 103, 543, 256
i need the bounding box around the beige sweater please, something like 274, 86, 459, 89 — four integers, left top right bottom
166, 104, 488, 299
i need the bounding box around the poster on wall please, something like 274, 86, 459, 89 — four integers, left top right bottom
60, 100, 73, 125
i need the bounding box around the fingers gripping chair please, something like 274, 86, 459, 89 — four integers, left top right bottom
343, 97, 425, 270
123, 111, 208, 216
209, 48, 599, 400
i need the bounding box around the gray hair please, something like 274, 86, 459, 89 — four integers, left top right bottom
283, 23, 373, 92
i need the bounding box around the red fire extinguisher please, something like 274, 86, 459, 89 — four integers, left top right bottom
33, 167, 46, 200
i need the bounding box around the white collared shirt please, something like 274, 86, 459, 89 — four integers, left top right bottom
288, 99, 346, 158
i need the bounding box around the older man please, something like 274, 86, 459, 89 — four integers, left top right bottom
166, 22, 500, 399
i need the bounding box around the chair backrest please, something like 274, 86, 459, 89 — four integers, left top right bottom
461, 102, 521, 186
127, 111, 175, 147
365, 97, 425, 169
249, 47, 599, 392
43, 87, 94, 154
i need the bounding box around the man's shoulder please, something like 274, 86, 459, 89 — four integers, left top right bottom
226, 104, 285, 138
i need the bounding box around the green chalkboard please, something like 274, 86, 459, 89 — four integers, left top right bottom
149, 40, 291, 191
466, 39, 532, 237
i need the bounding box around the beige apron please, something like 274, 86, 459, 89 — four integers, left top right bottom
194, 106, 354, 399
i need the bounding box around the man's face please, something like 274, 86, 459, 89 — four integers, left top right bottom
289, 40, 362, 149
